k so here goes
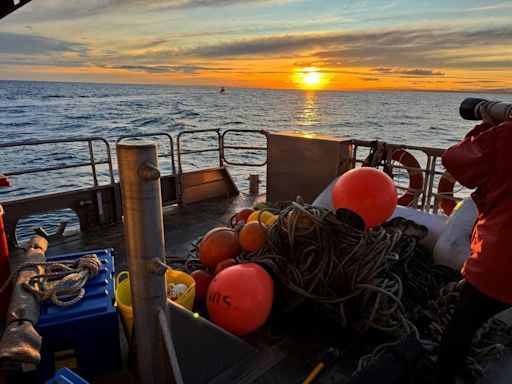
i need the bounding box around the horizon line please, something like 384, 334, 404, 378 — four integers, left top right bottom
1, 78, 511, 96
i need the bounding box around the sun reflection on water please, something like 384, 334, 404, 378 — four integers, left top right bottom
298, 91, 318, 128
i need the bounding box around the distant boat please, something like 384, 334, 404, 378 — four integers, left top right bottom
219, 87, 225, 93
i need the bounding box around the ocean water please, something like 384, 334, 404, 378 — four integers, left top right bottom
0, 80, 509, 240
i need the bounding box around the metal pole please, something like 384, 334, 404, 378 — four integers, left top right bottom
117, 141, 182, 384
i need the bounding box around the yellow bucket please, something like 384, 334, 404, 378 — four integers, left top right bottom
115, 268, 195, 341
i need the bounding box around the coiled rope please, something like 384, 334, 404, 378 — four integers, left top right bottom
0, 254, 101, 307
242, 199, 423, 339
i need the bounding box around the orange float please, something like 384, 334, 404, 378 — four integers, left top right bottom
199, 227, 242, 268
332, 168, 397, 228
391, 149, 424, 207
207, 263, 274, 335
239, 221, 267, 252
437, 172, 456, 215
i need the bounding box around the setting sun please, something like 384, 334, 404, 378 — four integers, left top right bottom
294, 67, 327, 90
303, 71, 321, 86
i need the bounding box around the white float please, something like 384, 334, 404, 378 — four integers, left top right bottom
433, 198, 477, 270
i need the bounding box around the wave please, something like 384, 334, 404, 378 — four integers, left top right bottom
130, 117, 163, 126
1, 120, 37, 127
170, 110, 200, 119
0, 106, 36, 112
429, 126, 448, 132
41, 95, 68, 99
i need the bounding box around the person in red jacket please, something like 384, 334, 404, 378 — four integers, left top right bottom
437, 105, 512, 383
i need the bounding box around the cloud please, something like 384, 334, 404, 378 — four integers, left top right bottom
180, 34, 330, 57
106, 64, 233, 74
454, 80, 501, 84
0, 32, 88, 55
360, 77, 379, 81
2, 22, 512, 82
173, 25, 512, 70
154, 0, 273, 10
10, 0, 273, 21
372, 68, 445, 76
469, 3, 512, 11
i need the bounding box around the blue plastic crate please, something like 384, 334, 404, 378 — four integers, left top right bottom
38, 248, 117, 329
45, 367, 89, 384
8, 248, 122, 384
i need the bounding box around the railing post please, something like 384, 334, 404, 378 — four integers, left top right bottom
117, 141, 182, 384
88, 140, 99, 187
249, 174, 260, 195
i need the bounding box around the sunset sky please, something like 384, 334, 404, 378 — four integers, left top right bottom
1, 0, 512, 92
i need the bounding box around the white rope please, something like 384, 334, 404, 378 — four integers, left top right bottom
0, 254, 102, 307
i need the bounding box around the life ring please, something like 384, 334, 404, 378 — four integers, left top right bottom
391, 149, 424, 207
437, 172, 456, 215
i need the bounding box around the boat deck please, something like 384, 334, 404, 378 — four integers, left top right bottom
38, 192, 373, 384
9, 193, 512, 384
45, 192, 266, 272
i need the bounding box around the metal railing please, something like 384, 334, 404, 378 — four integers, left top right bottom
221, 129, 268, 166
1, 131, 462, 216
176, 129, 223, 174
352, 140, 464, 214
117, 133, 176, 176
0, 137, 115, 187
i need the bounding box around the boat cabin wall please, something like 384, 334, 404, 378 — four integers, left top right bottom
266, 132, 353, 203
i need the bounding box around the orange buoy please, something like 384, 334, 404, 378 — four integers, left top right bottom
207, 263, 273, 335
199, 227, 242, 268
239, 221, 267, 252
332, 168, 397, 228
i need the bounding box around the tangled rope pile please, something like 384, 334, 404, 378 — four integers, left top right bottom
0, 254, 102, 307
181, 198, 512, 380
243, 200, 435, 339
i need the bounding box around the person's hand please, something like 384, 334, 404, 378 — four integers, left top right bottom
480, 105, 499, 125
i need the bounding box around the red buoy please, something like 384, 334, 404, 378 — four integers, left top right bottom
206, 263, 273, 335
191, 269, 214, 302
332, 168, 397, 228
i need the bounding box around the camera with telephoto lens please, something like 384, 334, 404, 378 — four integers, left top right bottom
459, 98, 512, 122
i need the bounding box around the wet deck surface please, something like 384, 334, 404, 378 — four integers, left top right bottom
7, 192, 512, 384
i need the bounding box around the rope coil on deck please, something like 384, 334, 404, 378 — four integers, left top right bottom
0, 254, 101, 307
240, 199, 425, 338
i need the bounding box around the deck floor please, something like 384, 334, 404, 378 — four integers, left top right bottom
45, 193, 265, 270
6, 192, 512, 384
